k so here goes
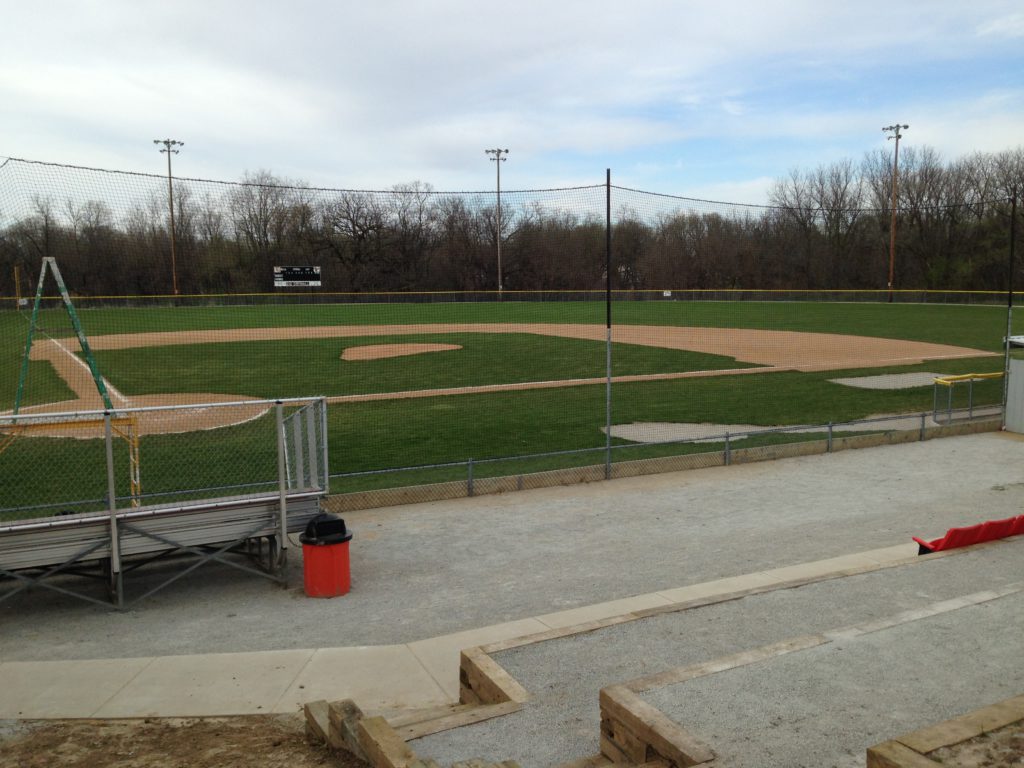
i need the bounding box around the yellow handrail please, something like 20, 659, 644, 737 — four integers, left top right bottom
933, 372, 1004, 387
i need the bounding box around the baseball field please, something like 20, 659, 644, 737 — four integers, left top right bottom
0, 296, 1012, 516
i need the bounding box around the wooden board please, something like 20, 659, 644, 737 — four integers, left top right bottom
396, 701, 522, 741
459, 648, 530, 705
599, 685, 715, 767
358, 716, 418, 768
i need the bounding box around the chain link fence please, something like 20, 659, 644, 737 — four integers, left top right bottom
0, 398, 327, 606
0, 157, 1019, 516
0, 398, 326, 523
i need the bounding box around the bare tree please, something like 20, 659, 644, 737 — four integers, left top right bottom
318, 191, 388, 290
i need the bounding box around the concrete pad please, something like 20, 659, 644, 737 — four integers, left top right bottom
765, 550, 904, 583
859, 543, 919, 563
276, 645, 449, 712
407, 619, 549, 700
535, 592, 675, 629
92, 649, 314, 718
607, 422, 767, 443
830, 372, 949, 389
0, 657, 153, 718
656, 571, 783, 603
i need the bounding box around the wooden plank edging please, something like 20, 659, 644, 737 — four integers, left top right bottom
599, 685, 715, 766
867, 693, 1024, 766
459, 648, 530, 705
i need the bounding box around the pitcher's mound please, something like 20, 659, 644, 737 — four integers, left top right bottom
341, 343, 462, 361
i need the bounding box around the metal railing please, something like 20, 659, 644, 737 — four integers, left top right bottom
0, 398, 328, 607
932, 373, 1005, 423
0, 397, 327, 521
327, 407, 1003, 505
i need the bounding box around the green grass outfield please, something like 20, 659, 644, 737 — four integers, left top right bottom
0, 298, 1014, 517
0, 298, 1015, 346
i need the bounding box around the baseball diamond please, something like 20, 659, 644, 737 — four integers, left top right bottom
13, 323, 995, 433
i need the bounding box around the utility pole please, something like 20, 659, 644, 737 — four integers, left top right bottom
485, 148, 508, 296
154, 138, 184, 295
882, 124, 908, 303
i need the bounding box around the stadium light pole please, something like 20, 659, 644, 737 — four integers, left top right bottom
882, 124, 908, 303
154, 138, 184, 296
485, 148, 508, 297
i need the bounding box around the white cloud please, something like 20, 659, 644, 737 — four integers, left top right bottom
905, 93, 1024, 159
976, 12, 1024, 38
721, 101, 745, 117
1, 0, 1022, 201
685, 177, 781, 206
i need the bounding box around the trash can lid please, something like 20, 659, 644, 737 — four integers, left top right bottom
300, 513, 353, 545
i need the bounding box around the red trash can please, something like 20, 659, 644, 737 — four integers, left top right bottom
300, 514, 353, 597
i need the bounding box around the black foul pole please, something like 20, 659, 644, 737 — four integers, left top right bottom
606, 169, 612, 328
1009, 189, 1018, 312
605, 169, 612, 479
1003, 189, 1018, 426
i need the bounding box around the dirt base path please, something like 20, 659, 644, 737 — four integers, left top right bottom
59, 323, 989, 371
17, 324, 993, 433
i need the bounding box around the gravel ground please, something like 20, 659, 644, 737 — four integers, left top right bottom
2, 433, 1024, 661
411, 542, 1024, 767
644, 591, 1024, 768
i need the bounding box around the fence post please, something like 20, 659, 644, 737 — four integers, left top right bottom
1004, 188, 1017, 429
969, 379, 974, 419
724, 432, 731, 466
104, 412, 123, 608
827, 422, 833, 453
920, 413, 926, 441
605, 331, 612, 480
319, 397, 329, 494
467, 458, 474, 497
275, 402, 288, 570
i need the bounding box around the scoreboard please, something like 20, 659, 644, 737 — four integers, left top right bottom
273, 266, 321, 288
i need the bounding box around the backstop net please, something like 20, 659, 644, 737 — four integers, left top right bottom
0, 156, 1018, 514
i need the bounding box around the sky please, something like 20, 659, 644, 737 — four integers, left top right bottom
2, 0, 1022, 203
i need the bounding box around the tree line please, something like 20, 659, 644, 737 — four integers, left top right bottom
0, 146, 1021, 299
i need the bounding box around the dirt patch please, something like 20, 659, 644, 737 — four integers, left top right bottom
341, 343, 461, 361
928, 720, 1024, 766
6, 394, 270, 439
70, 324, 991, 372
0, 715, 364, 768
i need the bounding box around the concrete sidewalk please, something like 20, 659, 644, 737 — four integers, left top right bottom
0, 543, 917, 719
